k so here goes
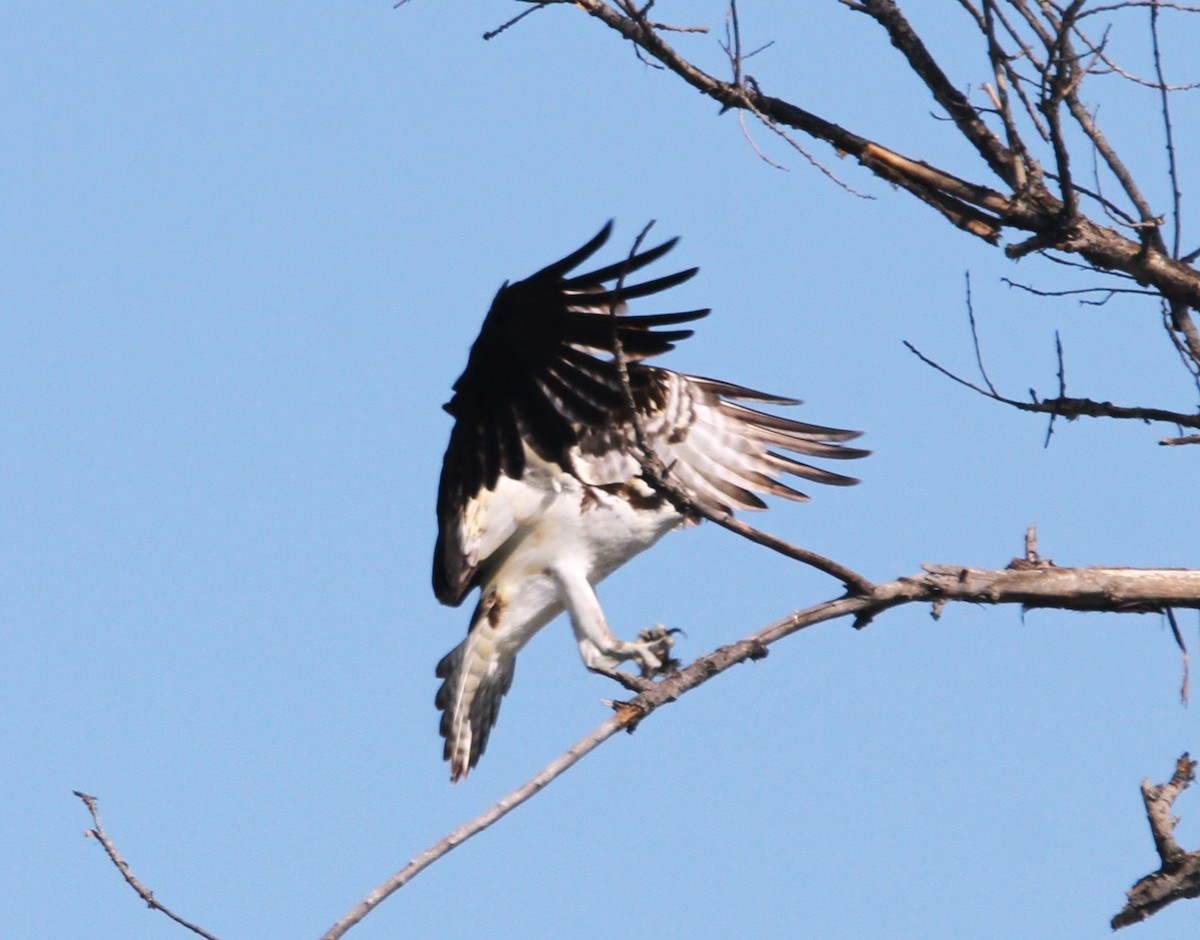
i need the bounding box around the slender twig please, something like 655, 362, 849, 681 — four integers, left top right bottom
685, 506, 874, 594
319, 717, 629, 940
965, 272, 999, 395
482, 2, 550, 40
1160, 303, 1200, 392
1071, 23, 1200, 90
1081, 2, 1200, 21
1044, 330, 1066, 447
903, 339, 1200, 430
73, 791, 222, 940
1165, 607, 1190, 704
980, 1, 1031, 184
1001, 278, 1155, 303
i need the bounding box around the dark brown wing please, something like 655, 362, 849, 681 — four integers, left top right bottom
433, 222, 709, 605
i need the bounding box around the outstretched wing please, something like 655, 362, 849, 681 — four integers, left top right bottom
574, 368, 868, 513
434, 222, 709, 606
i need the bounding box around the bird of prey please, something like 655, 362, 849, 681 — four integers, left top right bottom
432, 222, 866, 781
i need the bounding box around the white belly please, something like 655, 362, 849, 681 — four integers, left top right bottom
482, 467, 683, 653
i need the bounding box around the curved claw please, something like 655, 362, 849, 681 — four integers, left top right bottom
634, 624, 681, 677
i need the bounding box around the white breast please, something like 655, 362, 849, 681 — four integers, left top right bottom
492, 460, 682, 588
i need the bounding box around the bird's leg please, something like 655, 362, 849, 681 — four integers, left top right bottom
549, 564, 677, 677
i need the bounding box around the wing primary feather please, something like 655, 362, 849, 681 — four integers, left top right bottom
559, 311, 698, 351
533, 221, 614, 280
721, 400, 864, 441
690, 375, 801, 405
571, 267, 699, 305
561, 235, 680, 287
767, 450, 861, 486
619, 309, 711, 327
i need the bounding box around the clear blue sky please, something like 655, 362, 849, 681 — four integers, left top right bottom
5, 3, 1199, 938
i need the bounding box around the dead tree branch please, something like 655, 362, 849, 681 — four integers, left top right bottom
317, 558, 1200, 937
79, 555, 1200, 938
73, 791, 222, 940
318, 716, 629, 940
537, 0, 1200, 306
1112, 754, 1200, 929
903, 338, 1200, 430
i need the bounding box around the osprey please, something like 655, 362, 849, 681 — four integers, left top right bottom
433, 223, 866, 781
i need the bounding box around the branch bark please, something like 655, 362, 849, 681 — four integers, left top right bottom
1112, 754, 1200, 929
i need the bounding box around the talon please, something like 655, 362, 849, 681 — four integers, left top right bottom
634, 624, 681, 677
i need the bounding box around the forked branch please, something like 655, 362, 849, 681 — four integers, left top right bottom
1112, 754, 1200, 929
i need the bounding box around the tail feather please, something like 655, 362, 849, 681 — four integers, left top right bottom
435, 633, 517, 783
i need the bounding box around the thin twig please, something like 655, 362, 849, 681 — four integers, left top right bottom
1044, 330, 1066, 447
73, 791, 222, 940
965, 271, 999, 395
1165, 607, 1190, 704
1081, 2, 1200, 20
1001, 277, 1155, 303
482, 2, 550, 41
903, 339, 1200, 430
687, 506, 874, 594
319, 717, 629, 940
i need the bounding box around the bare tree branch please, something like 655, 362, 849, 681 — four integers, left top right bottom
316, 556, 1200, 936
482, 2, 550, 41
903, 338, 1200, 430
80, 554, 1200, 940
1165, 607, 1190, 704
528, 0, 1200, 392
73, 791, 222, 940
318, 716, 630, 940
1112, 754, 1200, 929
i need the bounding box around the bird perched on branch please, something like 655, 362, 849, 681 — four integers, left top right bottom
432, 222, 866, 781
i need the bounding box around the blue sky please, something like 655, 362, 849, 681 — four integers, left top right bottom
5, 3, 1200, 938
